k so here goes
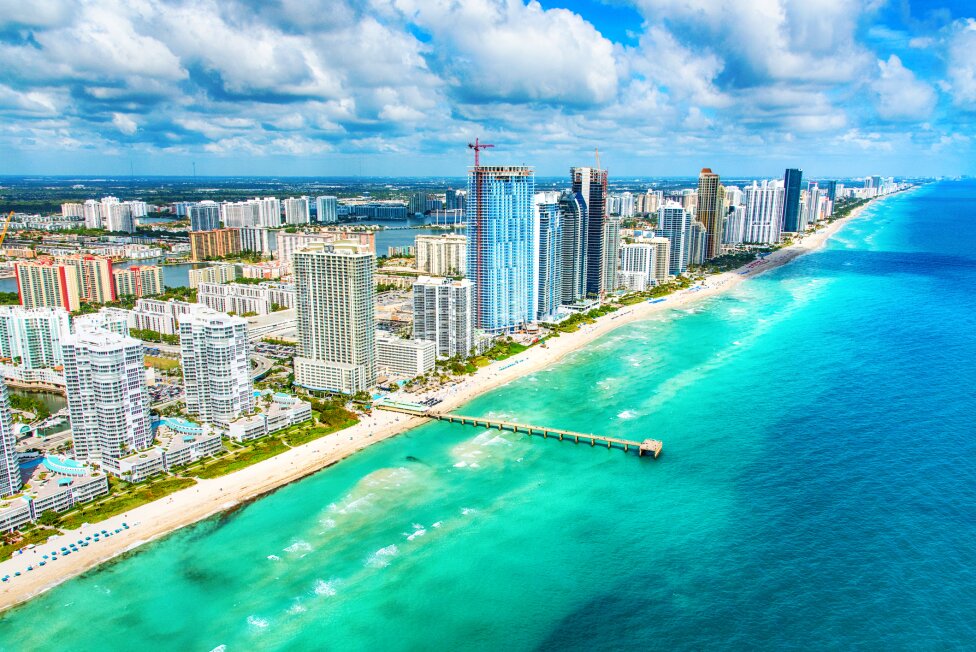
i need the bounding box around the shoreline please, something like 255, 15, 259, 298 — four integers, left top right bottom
0, 194, 891, 613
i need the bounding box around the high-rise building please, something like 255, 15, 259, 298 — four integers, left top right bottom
256, 197, 282, 228
239, 227, 278, 257
571, 166, 608, 297
73, 308, 130, 337
61, 203, 84, 219
466, 165, 536, 333
62, 329, 152, 475
534, 193, 562, 321
315, 196, 338, 224
376, 333, 436, 378
412, 276, 474, 359
276, 230, 376, 264
293, 241, 376, 394
56, 254, 115, 303
723, 204, 747, 245
0, 382, 22, 498
782, 168, 804, 233
415, 234, 466, 276
190, 228, 242, 261
697, 168, 724, 260
657, 201, 691, 276
601, 216, 622, 293
803, 183, 823, 229
188, 201, 221, 232
113, 265, 164, 298
619, 238, 671, 291
687, 219, 708, 267
558, 190, 587, 305
179, 305, 254, 426
0, 306, 71, 369
220, 200, 262, 228
82, 199, 102, 229
14, 260, 82, 311
104, 201, 135, 233
825, 180, 838, 203
284, 197, 311, 225
743, 180, 785, 244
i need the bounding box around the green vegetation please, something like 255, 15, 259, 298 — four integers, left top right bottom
545, 304, 619, 334
481, 337, 531, 361
8, 393, 52, 421
376, 282, 401, 293
0, 292, 19, 305
618, 275, 694, 306
0, 526, 59, 560
690, 250, 765, 274
224, 276, 269, 285
131, 327, 180, 345
144, 355, 180, 370
829, 198, 870, 221
308, 397, 359, 429
262, 337, 296, 346
204, 251, 267, 263
57, 476, 196, 530
437, 355, 478, 375
189, 437, 290, 479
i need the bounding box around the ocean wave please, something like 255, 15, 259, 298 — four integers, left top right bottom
247, 615, 269, 629
618, 410, 637, 419
267, 554, 281, 561
313, 579, 338, 596
366, 544, 399, 568
406, 528, 427, 541
284, 541, 312, 554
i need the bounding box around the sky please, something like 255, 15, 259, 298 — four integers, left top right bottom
0, 0, 974, 178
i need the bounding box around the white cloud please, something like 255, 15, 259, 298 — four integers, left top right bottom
111, 113, 138, 135
873, 55, 936, 121
946, 19, 976, 106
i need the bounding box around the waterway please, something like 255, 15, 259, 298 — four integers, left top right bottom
2, 183, 975, 649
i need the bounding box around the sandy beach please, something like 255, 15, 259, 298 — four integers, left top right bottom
0, 197, 886, 612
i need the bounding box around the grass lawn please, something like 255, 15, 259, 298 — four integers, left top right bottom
284, 419, 358, 447
0, 527, 59, 561
190, 438, 290, 479
58, 476, 197, 530
145, 355, 180, 370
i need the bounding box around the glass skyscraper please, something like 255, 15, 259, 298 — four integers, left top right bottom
466, 166, 536, 333
571, 167, 608, 297
782, 168, 804, 232
534, 193, 562, 322
558, 190, 586, 304
657, 200, 691, 275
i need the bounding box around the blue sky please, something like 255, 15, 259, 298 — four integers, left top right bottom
0, 0, 974, 178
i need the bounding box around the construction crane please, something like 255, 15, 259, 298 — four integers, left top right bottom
467, 138, 494, 328
0, 211, 14, 249
468, 137, 494, 167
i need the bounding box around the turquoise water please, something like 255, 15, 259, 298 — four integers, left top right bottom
2, 182, 975, 649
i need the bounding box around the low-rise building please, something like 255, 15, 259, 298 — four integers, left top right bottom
188, 264, 240, 288
198, 282, 295, 316
376, 333, 435, 378
129, 298, 195, 335
226, 393, 313, 442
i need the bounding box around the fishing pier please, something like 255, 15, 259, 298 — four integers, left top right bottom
375, 400, 663, 459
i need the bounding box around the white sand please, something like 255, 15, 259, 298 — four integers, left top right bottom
0, 197, 884, 611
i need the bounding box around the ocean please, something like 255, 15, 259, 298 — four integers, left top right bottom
1, 181, 974, 650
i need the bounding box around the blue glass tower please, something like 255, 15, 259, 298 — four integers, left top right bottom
782, 168, 803, 233
466, 166, 536, 333
534, 195, 562, 322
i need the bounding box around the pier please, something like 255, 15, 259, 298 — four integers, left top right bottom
374, 400, 662, 458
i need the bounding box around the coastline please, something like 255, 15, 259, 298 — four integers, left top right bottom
0, 195, 890, 613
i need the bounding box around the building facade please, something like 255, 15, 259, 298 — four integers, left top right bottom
743, 180, 786, 244
558, 190, 587, 305
415, 234, 466, 276
534, 193, 563, 321
412, 276, 474, 359
376, 333, 436, 378
188, 201, 221, 232
0, 382, 23, 498
315, 196, 338, 223
782, 168, 804, 233
179, 306, 254, 426
698, 168, 725, 260
62, 329, 152, 476
190, 228, 242, 261
466, 165, 536, 333
0, 306, 71, 369
293, 242, 376, 394
14, 260, 82, 311
571, 166, 608, 297
113, 265, 164, 298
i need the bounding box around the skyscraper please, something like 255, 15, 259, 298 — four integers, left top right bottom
315, 196, 338, 224
179, 305, 254, 425
14, 260, 82, 311
62, 329, 152, 475
697, 168, 724, 260
466, 165, 536, 333
743, 180, 786, 244
601, 216, 621, 293
293, 241, 376, 394
56, 254, 115, 304
113, 266, 164, 298
781, 168, 804, 233
0, 306, 71, 369
571, 166, 608, 297
284, 197, 311, 225
415, 234, 466, 276
188, 201, 221, 231
558, 190, 586, 304
657, 200, 691, 276
83, 199, 101, 229
0, 381, 22, 498
534, 193, 563, 322
412, 276, 473, 359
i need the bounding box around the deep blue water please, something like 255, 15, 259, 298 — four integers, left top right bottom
0, 182, 974, 650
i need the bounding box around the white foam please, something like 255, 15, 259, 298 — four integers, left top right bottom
618, 410, 637, 419
284, 541, 312, 553
366, 544, 399, 568
209, 646, 227, 652
320, 518, 336, 529
313, 579, 337, 596
287, 603, 307, 615
407, 528, 427, 541
469, 462, 480, 468
267, 554, 281, 561
461, 507, 475, 516
247, 615, 269, 629
432, 521, 443, 528
453, 461, 468, 468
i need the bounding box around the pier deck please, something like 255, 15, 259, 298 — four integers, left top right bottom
373, 402, 661, 458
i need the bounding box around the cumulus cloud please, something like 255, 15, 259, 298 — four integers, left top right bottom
945, 19, 976, 106
873, 55, 937, 120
